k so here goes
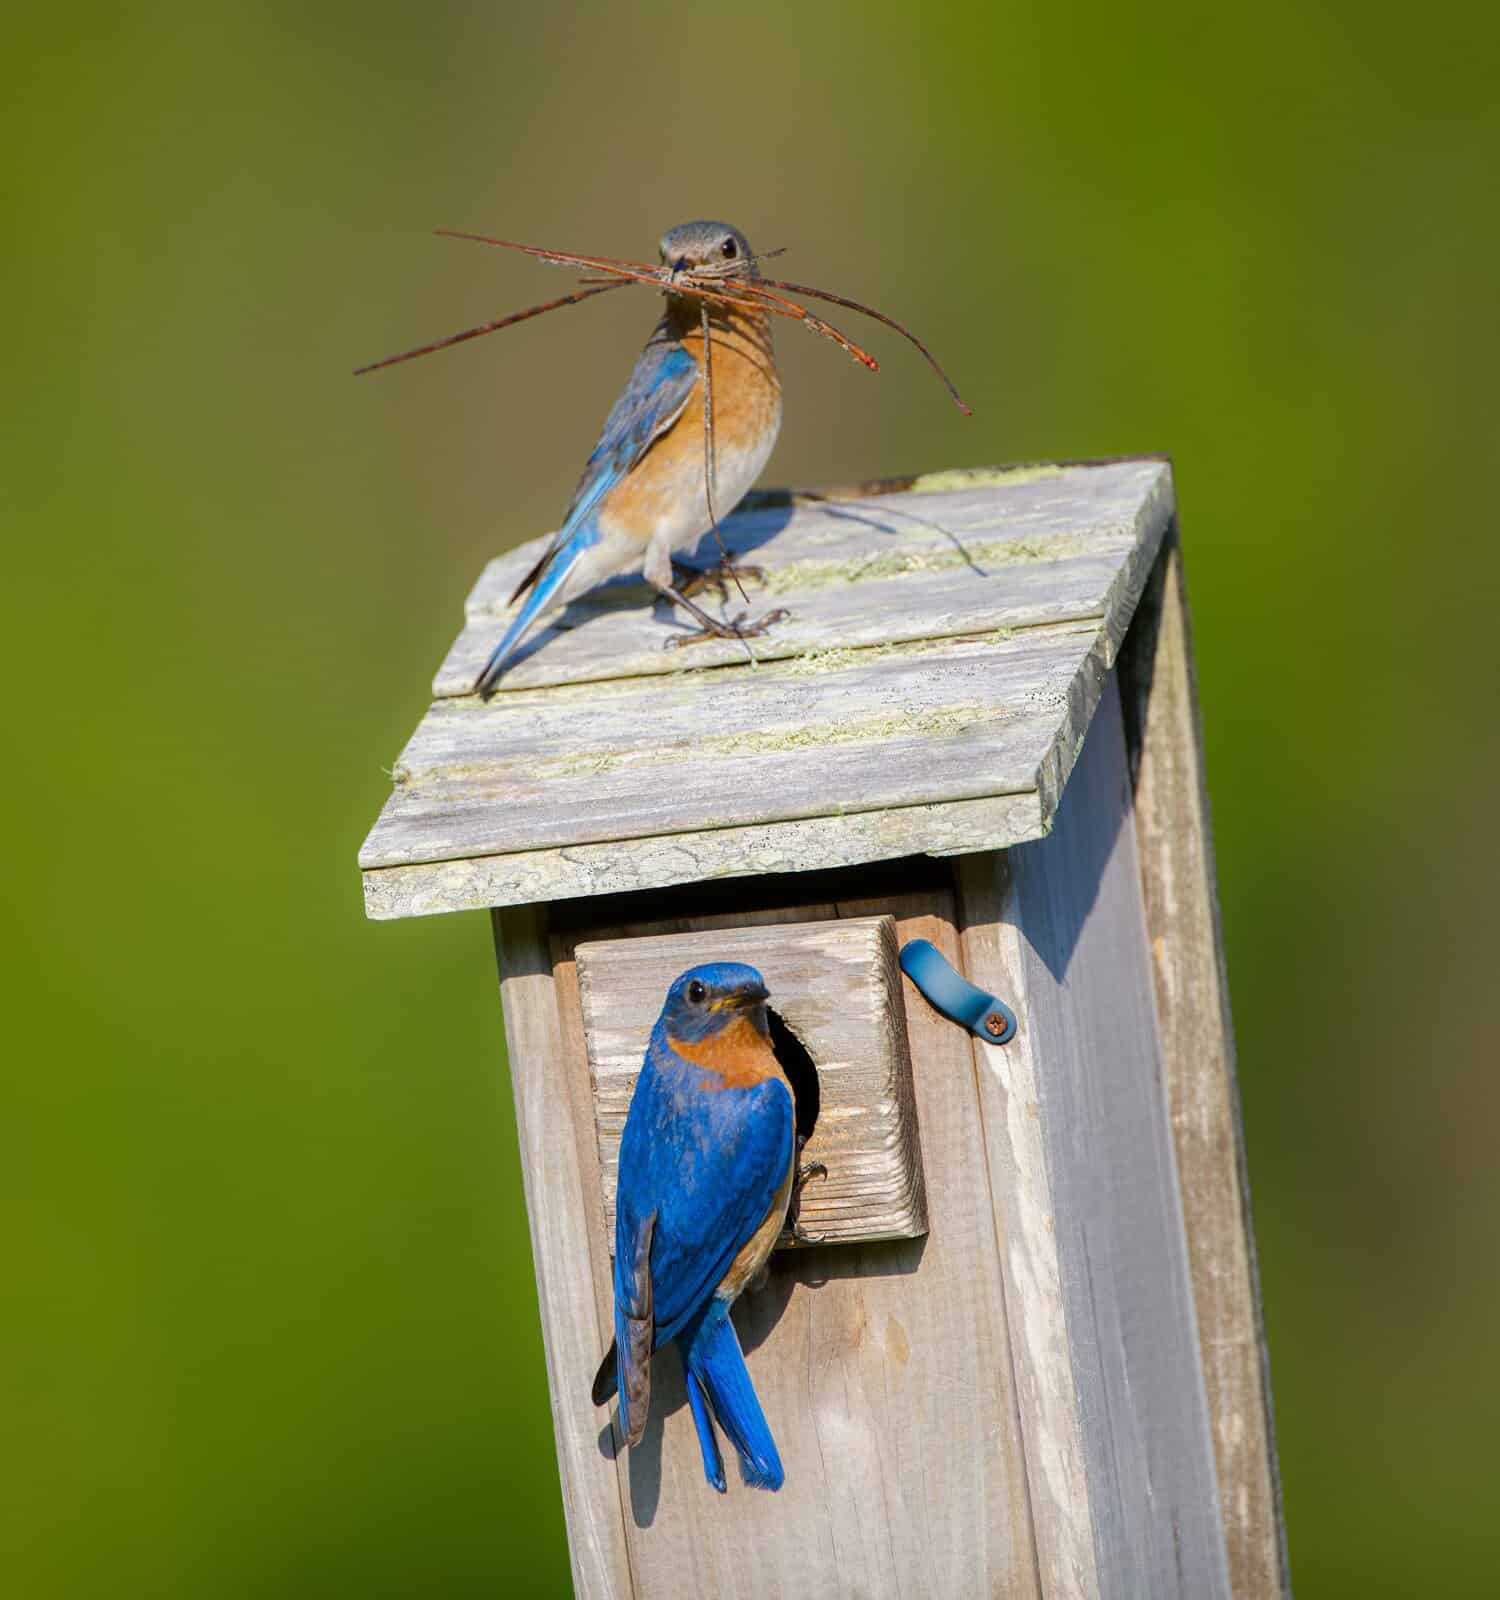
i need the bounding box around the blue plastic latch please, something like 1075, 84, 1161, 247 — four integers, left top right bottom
898, 938, 1018, 1045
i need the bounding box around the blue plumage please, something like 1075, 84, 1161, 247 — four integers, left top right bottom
475, 343, 699, 695
680, 1299, 784, 1491
599, 961, 795, 1493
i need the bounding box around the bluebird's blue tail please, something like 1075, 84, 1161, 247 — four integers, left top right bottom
684, 1368, 726, 1493
475, 522, 601, 697
680, 1299, 784, 1491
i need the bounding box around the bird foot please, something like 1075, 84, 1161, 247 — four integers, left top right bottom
673, 559, 766, 599
663, 607, 790, 651
787, 1158, 828, 1246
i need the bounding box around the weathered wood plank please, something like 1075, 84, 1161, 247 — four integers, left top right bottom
959, 680, 1232, 1598
955, 852, 1101, 1600
362, 789, 1045, 921
434, 459, 1171, 695
364, 626, 1096, 870
1118, 536, 1289, 1597
575, 915, 927, 1248
436, 545, 1135, 697
490, 907, 635, 1599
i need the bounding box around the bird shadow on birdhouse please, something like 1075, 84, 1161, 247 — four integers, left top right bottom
493, 500, 799, 675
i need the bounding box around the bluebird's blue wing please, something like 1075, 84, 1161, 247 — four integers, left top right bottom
475, 340, 699, 695
636, 1069, 794, 1348
611, 1209, 656, 1447
560, 339, 699, 538
609, 1046, 793, 1449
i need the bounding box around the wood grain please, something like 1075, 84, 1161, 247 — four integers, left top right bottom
955, 851, 1100, 1599
363, 788, 1044, 921
364, 624, 1096, 868
958, 680, 1232, 1598
574, 915, 927, 1249
490, 908, 635, 1599
1119, 535, 1289, 1597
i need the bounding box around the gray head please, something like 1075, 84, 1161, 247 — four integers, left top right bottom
658, 220, 755, 282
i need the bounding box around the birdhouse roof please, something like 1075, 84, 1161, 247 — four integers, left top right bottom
359, 458, 1174, 919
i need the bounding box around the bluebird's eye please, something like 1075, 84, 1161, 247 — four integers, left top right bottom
720, 238, 737, 259
687, 979, 707, 1004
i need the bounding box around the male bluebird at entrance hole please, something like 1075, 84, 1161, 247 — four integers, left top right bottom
592, 962, 796, 1492
475, 221, 784, 695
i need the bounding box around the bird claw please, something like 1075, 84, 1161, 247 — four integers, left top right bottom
786, 1157, 828, 1246
673, 559, 766, 599
662, 607, 790, 650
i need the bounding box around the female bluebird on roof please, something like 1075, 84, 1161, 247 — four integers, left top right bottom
357, 219, 969, 693
593, 961, 797, 1492
474, 221, 785, 694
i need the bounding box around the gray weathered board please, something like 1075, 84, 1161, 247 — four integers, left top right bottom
956, 683, 1231, 1598
361, 459, 1175, 919
575, 916, 927, 1249
1118, 535, 1290, 1597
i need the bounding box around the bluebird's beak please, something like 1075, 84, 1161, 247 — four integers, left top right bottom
714, 981, 769, 1013
720, 982, 770, 1036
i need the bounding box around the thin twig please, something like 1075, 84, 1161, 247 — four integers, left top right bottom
436, 229, 882, 373
433, 229, 665, 278
711, 279, 881, 372
754, 275, 970, 413
362, 231, 964, 418
353, 281, 631, 375
699, 302, 751, 607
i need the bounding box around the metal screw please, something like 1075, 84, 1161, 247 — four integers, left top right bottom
985, 1012, 1006, 1038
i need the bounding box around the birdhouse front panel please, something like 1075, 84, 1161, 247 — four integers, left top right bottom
532, 868, 1038, 1597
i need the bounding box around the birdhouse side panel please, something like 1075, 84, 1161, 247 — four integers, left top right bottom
959, 679, 1233, 1599
1119, 537, 1289, 1598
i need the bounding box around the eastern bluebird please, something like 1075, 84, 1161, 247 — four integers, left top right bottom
475, 221, 785, 695
592, 961, 796, 1493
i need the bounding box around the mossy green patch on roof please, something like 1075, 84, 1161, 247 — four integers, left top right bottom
908, 464, 1068, 494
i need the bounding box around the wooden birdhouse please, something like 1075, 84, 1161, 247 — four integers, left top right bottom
358, 459, 1288, 1599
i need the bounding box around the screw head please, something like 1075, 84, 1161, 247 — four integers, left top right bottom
985, 1012, 1007, 1038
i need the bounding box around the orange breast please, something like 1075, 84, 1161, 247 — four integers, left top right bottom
668, 1015, 787, 1091
599, 303, 780, 534
683, 306, 781, 460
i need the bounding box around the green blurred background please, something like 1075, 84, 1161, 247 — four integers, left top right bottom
6, 2, 1496, 1594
